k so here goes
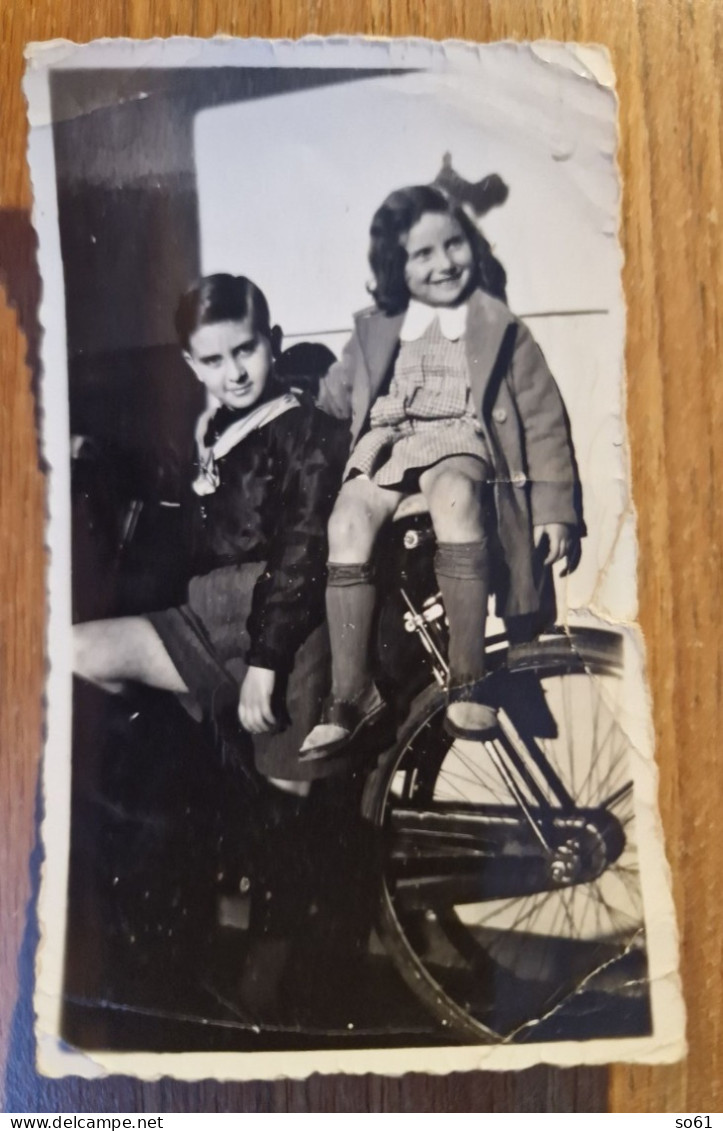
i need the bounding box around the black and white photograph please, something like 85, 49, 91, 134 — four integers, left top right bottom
25, 36, 684, 1079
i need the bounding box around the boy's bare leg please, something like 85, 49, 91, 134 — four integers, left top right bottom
268, 777, 311, 797
76, 622, 314, 794
73, 617, 188, 695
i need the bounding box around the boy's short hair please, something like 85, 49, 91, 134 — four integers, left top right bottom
368, 184, 507, 316
175, 274, 272, 351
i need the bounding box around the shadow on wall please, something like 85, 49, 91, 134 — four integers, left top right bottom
49, 66, 403, 360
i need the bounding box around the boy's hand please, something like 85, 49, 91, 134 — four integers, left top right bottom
238, 666, 277, 734
534, 523, 581, 576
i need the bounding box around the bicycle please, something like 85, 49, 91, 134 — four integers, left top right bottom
65, 472, 648, 1050
358, 502, 646, 1043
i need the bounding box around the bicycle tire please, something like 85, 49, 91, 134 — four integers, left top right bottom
362, 626, 647, 1043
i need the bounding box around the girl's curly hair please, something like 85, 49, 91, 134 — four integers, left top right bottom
368, 184, 507, 316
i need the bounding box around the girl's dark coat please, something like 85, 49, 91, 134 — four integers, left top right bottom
318, 289, 582, 618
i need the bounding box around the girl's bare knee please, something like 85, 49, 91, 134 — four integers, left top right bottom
328, 496, 377, 560
426, 469, 477, 512
426, 471, 485, 538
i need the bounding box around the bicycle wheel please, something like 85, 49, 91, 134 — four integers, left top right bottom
362, 627, 647, 1043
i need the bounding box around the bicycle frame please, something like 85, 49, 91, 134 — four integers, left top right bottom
387, 585, 629, 909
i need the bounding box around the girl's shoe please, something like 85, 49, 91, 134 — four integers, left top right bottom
299, 684, 388, 762
444, 680, 499, 741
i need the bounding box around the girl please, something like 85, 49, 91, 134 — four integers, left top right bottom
301, 185, 581, 758
74, 273, 346, 786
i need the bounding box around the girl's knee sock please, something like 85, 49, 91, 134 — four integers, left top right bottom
326, 562, 377, 701
434, 541, 490, 688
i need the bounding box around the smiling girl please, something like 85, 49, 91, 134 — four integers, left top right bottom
301, 184, 582, 759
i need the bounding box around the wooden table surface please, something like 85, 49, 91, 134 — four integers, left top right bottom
1, 0, 721, 1114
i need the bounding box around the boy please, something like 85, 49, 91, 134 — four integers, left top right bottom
74, 274, 346, 784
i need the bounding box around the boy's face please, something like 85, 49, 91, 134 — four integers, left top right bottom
184, 317, 273, 411
402, 212, 474, 307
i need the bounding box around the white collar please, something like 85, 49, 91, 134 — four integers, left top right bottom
399, 299, 469, 342
192, 392, 300, 496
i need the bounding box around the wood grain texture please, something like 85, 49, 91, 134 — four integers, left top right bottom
1, 0, 720, 1113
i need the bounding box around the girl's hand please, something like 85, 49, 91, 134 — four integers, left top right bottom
238, 666, 277, 734
534, 523, 581, 576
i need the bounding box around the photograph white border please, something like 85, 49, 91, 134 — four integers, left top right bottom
24, 35, 685, 1081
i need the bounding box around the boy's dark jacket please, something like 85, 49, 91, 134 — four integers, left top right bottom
187, 394, 346, 673
317, 289, 582, 618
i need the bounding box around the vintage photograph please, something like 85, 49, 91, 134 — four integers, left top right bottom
25, 37, 684, 1078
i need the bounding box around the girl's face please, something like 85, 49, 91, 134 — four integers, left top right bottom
402, 211, 475, 307
184, 316, 273, 411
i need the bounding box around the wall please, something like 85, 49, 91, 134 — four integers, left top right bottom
196, 51, 629, 619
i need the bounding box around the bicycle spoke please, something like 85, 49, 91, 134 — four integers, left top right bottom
445, 742, 513, 803
562, 670, 576, 795
435, 761, 510, 804
558, 886, 579, 938
576, 720, 627, 808
580, 876, 641, 935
